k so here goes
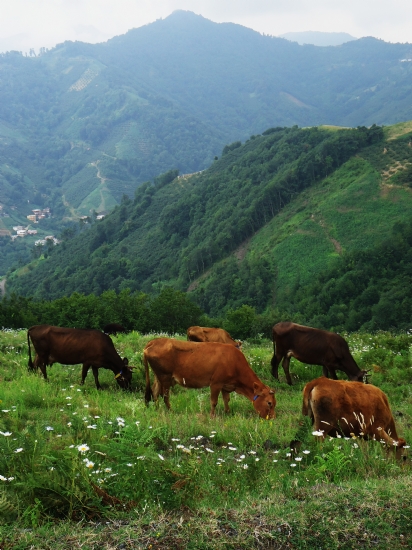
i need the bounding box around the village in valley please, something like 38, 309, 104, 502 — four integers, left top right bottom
5, 207, 60, 245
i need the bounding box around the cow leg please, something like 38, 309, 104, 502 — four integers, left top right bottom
155, 376, 173, 409
221, 390, 231, 414
34, 356, 48, 380
81, 364, 90, 385
162, 387, 171, 410
323, 365, 338, 380
270, 351, 282, 380
91, 367, 102, 389
282, 355, 293, 386
210, 385, 221, 418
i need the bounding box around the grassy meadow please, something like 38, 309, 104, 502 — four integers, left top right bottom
0, 330, 412, 549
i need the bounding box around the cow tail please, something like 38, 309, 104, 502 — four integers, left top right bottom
144, 351, 153, 405
27, 330, 34, 371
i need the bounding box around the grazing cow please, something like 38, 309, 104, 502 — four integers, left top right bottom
144, 338, 275, 419
302, 377, 406, 448
103, 323, 127, 336
27, 325, 132, 389
187, 326, 242, 349
271, 322, 368, 385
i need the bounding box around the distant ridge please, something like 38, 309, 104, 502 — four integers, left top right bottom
279, 31, 357, 46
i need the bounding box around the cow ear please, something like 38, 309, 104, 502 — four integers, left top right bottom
253, 382, 263, 395
269, 389, 275, 395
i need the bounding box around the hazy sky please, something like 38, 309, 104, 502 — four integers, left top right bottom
1, 0, 412, 54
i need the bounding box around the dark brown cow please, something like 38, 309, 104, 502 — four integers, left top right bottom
27, 325, 132, 389
302, 377, 406, 448
144, 338, 275, 419
103, 323, 127, 336
271, 322, 368, 385
187, 326, 242, 349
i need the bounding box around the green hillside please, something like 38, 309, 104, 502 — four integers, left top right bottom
2, 11, 412, 251
7, 121, 412, 330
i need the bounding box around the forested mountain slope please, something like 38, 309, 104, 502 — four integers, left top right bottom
8, 121, 412, 334
1, 9, 412, 231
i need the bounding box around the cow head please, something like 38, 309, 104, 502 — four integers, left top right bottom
350, 369, 371, 383
252, 383, 276, 419
114, 357, 133, 389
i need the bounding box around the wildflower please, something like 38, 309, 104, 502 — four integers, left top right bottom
87, 425, 97, 429
228, 446, 237, 451
158, 454, 165, 461
67, 422, 72, 427
0, 432, 12, 437
211, 431, 216, 434
45, 426, 54, 431
255, 458, 260, 462
66, 397, 72, 400
290, 463, 297, 468
104, 468, 112, 473
249, 450, 256, 455
172, 438, 180, 442
7, 477, 14, 481
84, 460, 94, 469
295, 457, 302, 462
84, 404, 89, 408
126, 463, 133, 467
0, 475, 7, 481
182, 448, 191, 454
273, 459, 278, 463
94, 416, 100, 419
239, 454, 245, 460
242, 464, 248, 469
176, 444, 184, 449
205, 448, 214, 453
77, 444, 90, 453
353, 443, 359, 449
117, 417, 125, 424
302, 450, 310, 455
312, 430, 324, 436
2, 410, 10, 413
286, 452, 291, 458
14, 448, 23, 453
135, 421, 140, 426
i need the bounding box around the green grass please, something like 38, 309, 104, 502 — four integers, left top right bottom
0, 330, 411, 548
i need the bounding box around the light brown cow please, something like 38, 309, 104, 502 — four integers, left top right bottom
187, 326, 242, 349
27, 325, 132, 389
302, 377, 406, 447
144, 338, 275, 418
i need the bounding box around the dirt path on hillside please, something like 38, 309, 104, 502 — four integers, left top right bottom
91, 160, 110, 212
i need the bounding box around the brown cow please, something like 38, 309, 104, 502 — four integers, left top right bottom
103, 323, 127, 336
271, 322, 368, 385
144, 338, 275, 418
302, 377, 406, 448
27, 325, 132, 389
187, 326, 242, 349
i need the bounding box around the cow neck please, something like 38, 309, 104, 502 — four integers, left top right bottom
234, 367, 262, 403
